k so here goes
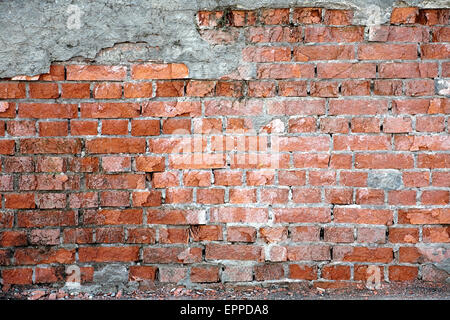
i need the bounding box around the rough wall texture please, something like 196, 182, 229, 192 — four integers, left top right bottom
0, 1, 449, 292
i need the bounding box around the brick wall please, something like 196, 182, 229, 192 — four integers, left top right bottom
0, 6, 449, 289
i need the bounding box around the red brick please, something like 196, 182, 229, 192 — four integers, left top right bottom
274, 208, 331, 223
318, 63, 376, 79
321, 265, 351, 280
355, 153, 413, 169
206, 244, 263, 261
210, 207, 268, 223
61, 83, 90, 99
245, 26, 302, 43
227, 226, 257, 242
19, 103, 77, 118
278, 81, 308, 97
142, 101, 200, 117
294, 45, 354, 61
131, 119, 160, 136
305, 26, 364, 42
379, 62, 438, 78
66, 65, 127, 81
127, 228, 156, 244
389, 266, 418, 281
423, 227, 450, 243
418, 154, 450, 168
257, 64, 314, 79
101, 119, 128, 135
86, 138, 145, 154
129, 266, 157, 282
93, 82, 122, 99
333, 246, 393, 263
14, 248, 75, 265
35, 267, 64, 284
132, 191, 162, 207
38, 121, 68, 136
7, 120, 36, 136
261, 8, 290, 25
325, 189, 353, 205
421, 190, 449, 205
0, 231, 27, 247
267, 100, 325, 115
416, 116, 445, 132
124, 82, 153, 98
29, 83, 59, 99
287, 245, 331, 261
334, 207, 393, 225
4, 193, 35, 209
341, 80, 370, 96
102, 156, 131, 172
190, 225, 223, 241
243, 46, 290, 62
432, 26, 450, 42
388, 190, 416, 205
143, 247, 201, 264
421, 43, 450, 59
247, 81, 276, 97
260, 188, 289, 204
404, 79, 435, 96
310, 81, 339, 97
79, 246, 139, 262
191, 266, 220, 283
357, 228, 386, 244
389, 227, 419, 243
289, 264, 317, 280
0, 82, 26, 98
20, 138, 81, 154
0, 140, 15, 155
18, 210, 77, 228
432, 172, 450, 187
83, 208, 142, 225
390, 7, 419, 24
398, 208, 450, 224
159, 228, 189, 244
2, 268, 33, 285
81, 102, 140, 118
216, 81, 243, 97
70, 120, 98, 135
186, 80, 215, 97
255, 264, 284, 280
351, 118, 380, 133
418, 9, 450, 25
372, 26, 429, 42
355, 188, 384, 205
131, 63, 188, 79
229, 188, 256, 204
324, 10, 353, 25
293, 8, 322, 24
358, 44, 417, 60
334, 135, 390, 151
374, 80, 403, 96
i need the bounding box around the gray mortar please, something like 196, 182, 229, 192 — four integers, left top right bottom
0, 0, 449, 79
367, 170, 403, 190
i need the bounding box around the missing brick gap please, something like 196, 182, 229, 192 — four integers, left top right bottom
320, 227, 324, 240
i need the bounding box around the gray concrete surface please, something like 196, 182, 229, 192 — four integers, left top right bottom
0, 0, 449, 79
